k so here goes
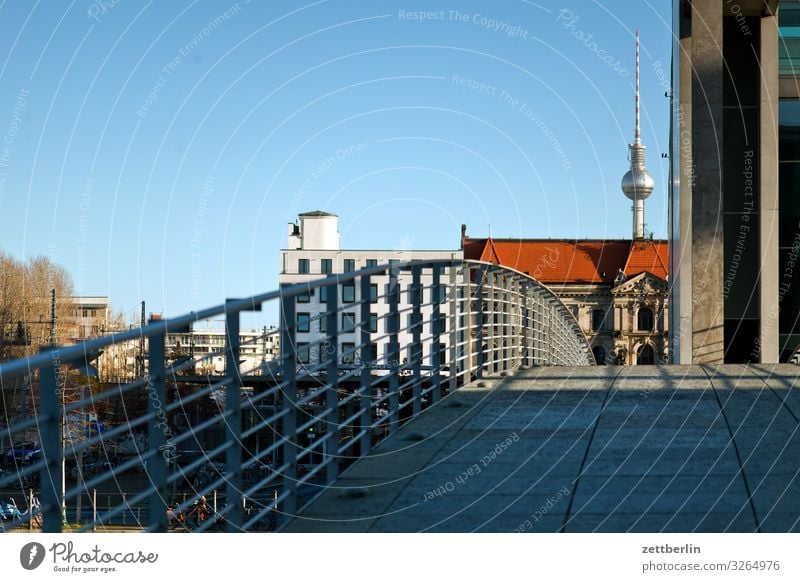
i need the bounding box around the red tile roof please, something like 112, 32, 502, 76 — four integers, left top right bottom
463, 237, 668, 284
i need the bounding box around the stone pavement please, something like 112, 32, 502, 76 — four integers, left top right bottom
284, 365, 800, 532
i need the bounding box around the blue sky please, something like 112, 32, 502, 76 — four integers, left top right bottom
0, 1, 673, 325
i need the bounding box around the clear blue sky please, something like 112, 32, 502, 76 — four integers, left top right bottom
0, 1, 673, 325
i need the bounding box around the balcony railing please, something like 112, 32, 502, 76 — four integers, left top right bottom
0, 260, 592, 533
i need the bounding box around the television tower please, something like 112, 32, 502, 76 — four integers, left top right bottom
621, 30, 655, 240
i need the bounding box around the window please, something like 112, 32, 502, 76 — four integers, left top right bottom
342, 312, 356, 333
320, 286, 328, 303
369, 343, 378, 363
321, 259, 333, 274
436, 285, 448, 304
592, 345, 607, 365
366, 259, 378, 268
637, 344, 655, 365
370, 283, 378, 303
369, 313, 378, 333
342, 283, 355, 303
297, 343, 310, 364
341, 343, 355, 365
297, 313, 310, 333
637, 308, 654, 331
319, 314, 327, 334
433, 315, 447, 334
343, 259, 356, 272
298, 258, 309, 274
296, 289, 310, 303
591, 309, 605, 332
431, 343, 447, 366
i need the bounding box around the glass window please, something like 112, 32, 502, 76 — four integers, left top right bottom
342, 283, 355, 303
366, 259, 378, 268
296, 289, 310, 303
319, 314, 327, 334
297, 343, 310, 364
343, 259, 356, 272
433, 315, 447, 334
297, 313, 310, 333
298, 258, 309, 274
370, 283, 379, 303
637, 308, 654, 331
341, 342, 355, 365
591, 309, 605, 332
341, 312, 356, 333
320, 285, 328, 303
430, 343, 447, 366
369, 343, 378, 363
369, 313, 378, 333
321, 259, 332, 274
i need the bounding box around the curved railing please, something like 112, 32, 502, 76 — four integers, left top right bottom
0, 259, 592, 533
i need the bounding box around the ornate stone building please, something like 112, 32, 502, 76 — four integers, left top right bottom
462, 234, 669, 365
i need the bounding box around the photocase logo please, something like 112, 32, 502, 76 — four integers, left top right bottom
19, 542, 46, 570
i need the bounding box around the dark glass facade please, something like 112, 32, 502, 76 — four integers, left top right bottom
779, 100, 800, 358
722, 15, 761, 362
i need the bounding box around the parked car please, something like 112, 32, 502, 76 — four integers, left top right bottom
5, 442, 40, 464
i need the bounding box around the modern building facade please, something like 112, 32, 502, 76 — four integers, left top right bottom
279, 211, 462, 370
670, 0, 800, 363
462, 233, 669, 365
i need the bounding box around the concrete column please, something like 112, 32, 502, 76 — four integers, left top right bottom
759, 6, 780, 363
691, 0, 725, 363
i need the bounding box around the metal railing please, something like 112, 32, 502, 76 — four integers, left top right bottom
0, 260, 592, 533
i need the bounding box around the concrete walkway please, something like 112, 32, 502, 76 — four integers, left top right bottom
284, 365, 800, 532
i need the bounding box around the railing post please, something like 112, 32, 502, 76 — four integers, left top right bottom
387, 266, 400, 435
325, 279, 339, 485
224, 300, 243, 530
475, 266, 485, 380
147, 331, 168, 532
486, 269, 496, 375
430, 264, 442, 404
279, 289, 297, 516
521, 282, 531, 368
39, 354, 62, 532
449, 265, 459, 392
410, 264, 422, 416
359, 274, 373, 456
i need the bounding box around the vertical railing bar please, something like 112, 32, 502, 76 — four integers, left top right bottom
430, 264, 442, 404
411, 264, 422, 416
39, 354, 62, 532
449, 265, 459, 393
359, 273, 373, 456
224, 300, 243, 530
279, 289, 297, 518
475, 266, 485, 380
387, 266, 400, 435
325, 277, 339, 485
147, 332, 168, 532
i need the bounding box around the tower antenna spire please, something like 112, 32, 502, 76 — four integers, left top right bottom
635, 29, 641, 146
